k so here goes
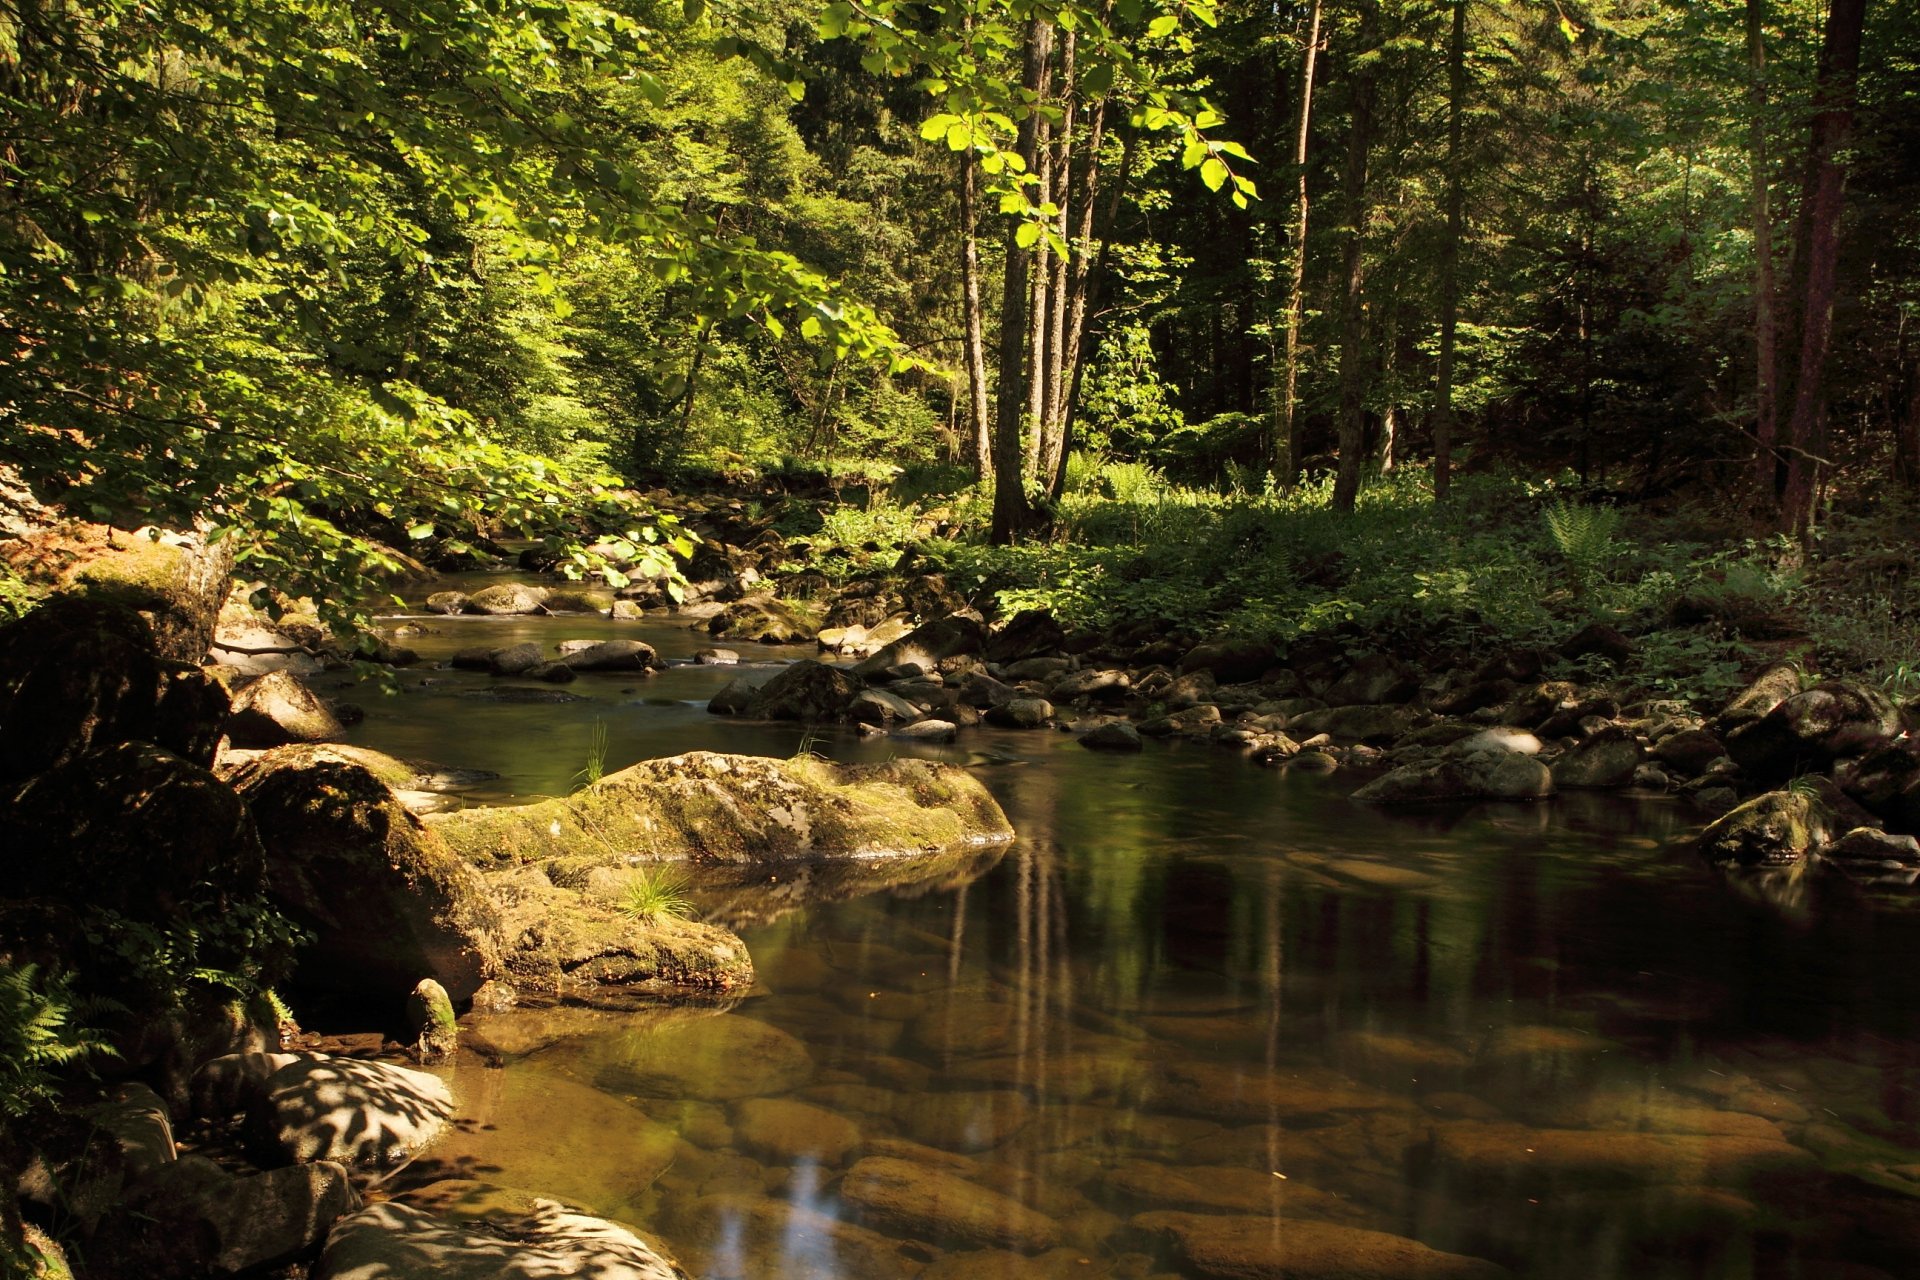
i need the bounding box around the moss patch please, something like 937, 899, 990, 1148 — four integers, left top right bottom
430, 750, 1014, 869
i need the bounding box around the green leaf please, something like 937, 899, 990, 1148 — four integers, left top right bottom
406, 523, 436, 541
1200, 157, 1229, 191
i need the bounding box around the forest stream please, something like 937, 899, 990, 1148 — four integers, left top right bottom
311, 574, 1920, 1280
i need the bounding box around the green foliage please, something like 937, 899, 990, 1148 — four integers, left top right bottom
1543, 499, 1625, 594
0, 964, 115, 1119
619, 867, 695, 922
572, 719, 611, 793
0, 564, 45, 624
1061, 451, 1106, 496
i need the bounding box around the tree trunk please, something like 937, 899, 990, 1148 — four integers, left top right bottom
1022, 39, 1057, 478
1056, 127, 1135, 493
959, 153, 992, 478
1331, 53, 1377, 514
1433, 0, 1467, 503
1276, 0, 1324, 489
1747, 0, 1781, 496
1037, 32, 1079, 491
991, 18, 1055, 544
1779, 0, 1867, 536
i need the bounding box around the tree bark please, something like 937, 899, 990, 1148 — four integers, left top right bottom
1275, 0, 1324, 489
1331, 48, 1377, 514
1022, 39, 1057, 478
1747, 0, 1781, 496
991, 18, 1055, 544
959, 152, 992, 479
1037, 32, 1078, 490
1779, 0, 1867, 536
1433, 0, 1467, 503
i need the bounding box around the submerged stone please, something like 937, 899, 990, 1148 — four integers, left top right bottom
840, 1155, 1059, 1251
1129, 1210, 1510, 1279
586, 1012, 814, 1101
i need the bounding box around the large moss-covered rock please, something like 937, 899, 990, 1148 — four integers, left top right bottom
1724, 680, 1903, 782
485, 865, 753, 993
431, 751, 1012, 869
1696, 789, 1833, 868
709, 594, 816, 644
228, 745, 501, 1001
5, 522, 234, 663
852, 614, 986, 678
0, 597, 228, 783
8, 742, 263, 919
1550, 725, 1645, 789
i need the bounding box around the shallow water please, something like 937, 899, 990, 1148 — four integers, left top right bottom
352, 585, 1920, 1278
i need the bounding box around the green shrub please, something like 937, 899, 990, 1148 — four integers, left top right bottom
0, 963, 115, 1119
619, 867, 695, 921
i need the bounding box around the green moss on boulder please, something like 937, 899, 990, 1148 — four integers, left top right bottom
429, 750, 1013, 869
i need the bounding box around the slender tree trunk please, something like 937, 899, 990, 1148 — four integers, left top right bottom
991, 18, 1055, 544
1779, 0, 1867, 536
1057, 127, 1136, 493
1022, 40, 1057, 478
1046, 95, 1112, 497
959, 153, 992, 478
1748, 0, 1781, 495
1276, 0, 1324, 489
1037, 32, 1078, 491
1433, 0, 1467, 503
1331, 55, 1377, 513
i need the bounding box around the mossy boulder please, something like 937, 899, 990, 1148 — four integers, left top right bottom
0, 597, 228, 784
709, 594, 816, 644
429, 750, 1013, 869
1724, 680, 1904, 782
1696, 789, 1833, 868
484, 865, 753, 993
1550, 725, 1645, 789
227, 745, 501, 1001
7, 741, 264, 922
11, 523, 235, 663
851, 613, 986, 678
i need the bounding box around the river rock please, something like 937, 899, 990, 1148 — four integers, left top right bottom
1654, 727, 1729, 777
986, 610, 1067, 664
840, 1156, 1059, 1251
131, 1154, 360, 1275
255, 1056, 453, 1164
431, 750, 1011, 867
986, 696, 1053, 728
1079, 721, 1144, 752
1725, 680, 1904, 781
1129, 1210, 1509, 1279
706, 675, 759, 715
1425, 1121, 1817, 1193
0, 597, 229, 782
1098, 1160, 1360, 1223
1561, 621, 1635, 665
731, 1097, 863, 1166
854, 614, 987, 677
1048, 668, 1131, 702
1837, 743, 1920, 833
8, 741, 263, 920
1696, 788, 1831, 868
564, 639, 658, 672
1324, 655, 1420, 707
1286, 703, 1422, 743
315, 1201, 683, 1280
228, 744, 501, 1000
467, 583, 549, 615
744, 659, 859, 720
1822, 826, 1920, 886
1352, 752, 1554, 806
1715, 662, 1806, 735
895, 719, 959, 742
901, 1090, 1032, 1151
226, 669, 346, 745
1549, 725, 1644, 789
709, 594, 815, 644
478, 642, 541, 676
1178, 639, 1274, 684
589, 1012, 814, 1100
424, 591, 470, 615
485, 865, 754, 992
695, 648, 740, 665
850, 687, 923, 725
667, 1194, 921, 1279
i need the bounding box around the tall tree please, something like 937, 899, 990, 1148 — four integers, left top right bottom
1331, 11, 1379, 514
1432, 0, 1468, 503
1779, 0, 1870, 535
992, 17, 1056, 543
1275, 0, 1324, 487
1747, 0, 1782, 497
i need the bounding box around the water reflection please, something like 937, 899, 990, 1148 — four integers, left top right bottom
369, 588, 1920, 1277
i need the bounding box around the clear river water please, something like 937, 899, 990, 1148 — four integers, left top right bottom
324, 578, 1920, 1279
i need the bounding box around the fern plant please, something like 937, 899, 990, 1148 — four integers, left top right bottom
1543, 498, 1623, 594
0, 963, 116, 1118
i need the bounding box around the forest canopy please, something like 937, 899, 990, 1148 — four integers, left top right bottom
1, 0, 1915, 609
